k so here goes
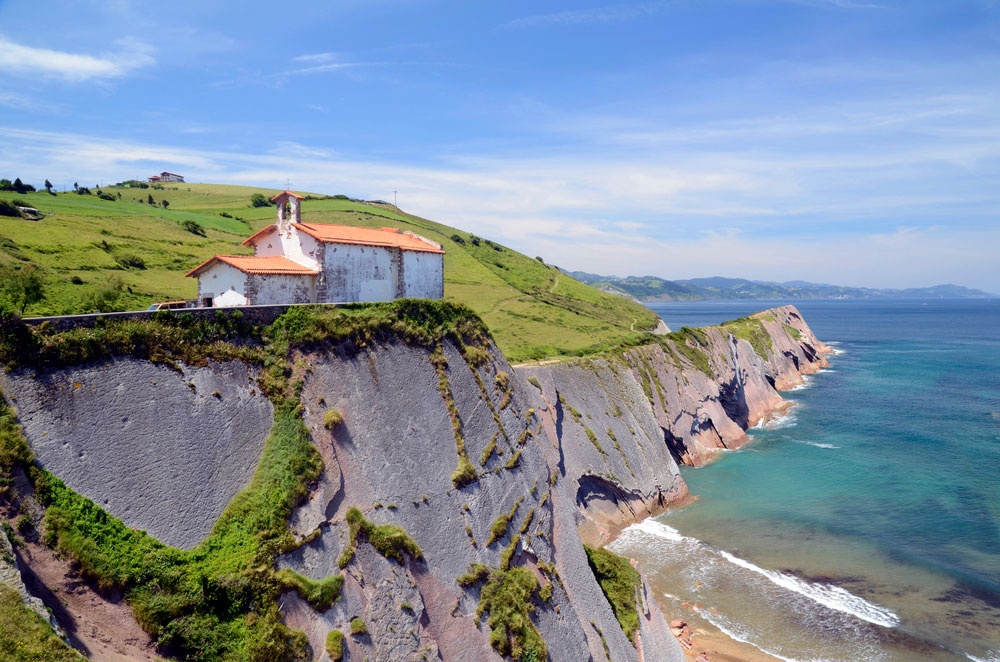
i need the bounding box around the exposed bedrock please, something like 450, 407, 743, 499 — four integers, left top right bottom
280, 340, 684, 661
0, 359, 272, 549
623, 305, 831, 466
0, 304, 828, 660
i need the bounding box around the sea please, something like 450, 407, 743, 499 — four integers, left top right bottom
608, 299, 1000, 662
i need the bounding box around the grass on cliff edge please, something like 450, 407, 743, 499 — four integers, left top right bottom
0, 183, 659, 362
0, 584, 80, 661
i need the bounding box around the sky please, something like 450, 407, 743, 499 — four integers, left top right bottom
1, 1, 998, 293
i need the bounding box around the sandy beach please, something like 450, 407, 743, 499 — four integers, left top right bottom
674, 619, 781, 662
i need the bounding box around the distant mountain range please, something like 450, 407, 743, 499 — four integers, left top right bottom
564, 273, 995, 301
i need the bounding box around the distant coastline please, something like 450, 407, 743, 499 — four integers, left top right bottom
564, 272, 995, 303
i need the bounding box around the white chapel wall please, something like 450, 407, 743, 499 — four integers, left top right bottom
401, 251, 445, 299
198, 263, 248, 307
321, 244, 395, 303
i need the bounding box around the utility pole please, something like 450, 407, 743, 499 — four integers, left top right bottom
394, 190, 398, 223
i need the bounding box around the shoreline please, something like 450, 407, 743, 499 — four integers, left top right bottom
680, 625, 782, 662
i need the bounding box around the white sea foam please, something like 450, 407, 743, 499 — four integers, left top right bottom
795, 439, 839, 450
966, 652, 1000, 662
790, 376, 813, 391
629, 518, 688, 543
755, 410, 798, 429
620, 519, 899, 628
697, 609, 808, 662
696, 608, 816, 662
718, 551, 900, 627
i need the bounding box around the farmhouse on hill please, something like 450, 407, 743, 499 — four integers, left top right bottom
186, 190, 445, 307
149, 171, 185, 183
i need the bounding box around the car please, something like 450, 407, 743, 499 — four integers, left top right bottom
146, 301, 189, 311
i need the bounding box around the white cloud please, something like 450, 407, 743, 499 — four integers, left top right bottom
0, 35, 154, 81
1, 126, 996, 292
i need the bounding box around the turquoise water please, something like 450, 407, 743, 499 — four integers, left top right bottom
609, 300, 1000, 661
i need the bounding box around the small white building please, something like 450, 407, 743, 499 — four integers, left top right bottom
186, 191, 444, 307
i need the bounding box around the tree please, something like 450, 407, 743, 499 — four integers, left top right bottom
161, 199, 169, 209
82, 276, 124, 313
250, 193, 272, 208
0, 264, 45, 315
44, 179, 53, 193
148, 193, 155, 205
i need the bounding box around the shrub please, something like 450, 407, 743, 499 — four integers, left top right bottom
458, 563, 547, 661
487, 498, 521, 547
0, 200, 19, 217
114, 253, 146, 270
323, 408, 343, 430
451, 456, 477, 489
325, 629, 345, 661
341, 507, 423, 567
181, 219, 206, 236
275, 569, 343, 611
0, 392, 34, 475
250, 193, 272, 208
349, 617, 366, 636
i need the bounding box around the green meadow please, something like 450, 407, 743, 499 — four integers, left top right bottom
0, 182, 659, 362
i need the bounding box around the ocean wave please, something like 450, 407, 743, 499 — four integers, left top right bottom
718, 551, 900, 628
617, 518, 900, 630
794, 439, 839, 450
629, 518, 689, 542
966, 652, 1000, 662
752, 410, 799, 429
696, 608, 809, 662
790, 376, 813, 391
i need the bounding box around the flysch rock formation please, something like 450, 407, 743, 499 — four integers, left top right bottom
278, 339, 684, 661
621, 305, 830, 467
0, 358, 273, 549
0, 303, 828, 661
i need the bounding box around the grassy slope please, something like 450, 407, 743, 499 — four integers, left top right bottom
0, 183, 658, 362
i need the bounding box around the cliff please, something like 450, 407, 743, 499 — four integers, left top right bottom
622, 306, 829, 466
0, 302, 827, 661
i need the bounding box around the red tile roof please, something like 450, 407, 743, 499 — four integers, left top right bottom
185, 255, 319, 277
292, 223, 445, 253
241, 224, 279, 246
271, 190, 306, 202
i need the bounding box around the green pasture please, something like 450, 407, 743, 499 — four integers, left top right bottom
0, 183, 658, 362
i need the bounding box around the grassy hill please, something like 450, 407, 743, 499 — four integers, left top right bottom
0, 183, 659, 362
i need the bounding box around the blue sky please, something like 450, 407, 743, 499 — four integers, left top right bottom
1, 1, 998, 292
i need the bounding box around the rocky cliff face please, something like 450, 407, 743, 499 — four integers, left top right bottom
622, 305, 830, 467
0, 303, 827, 661
275, 339, 684, 661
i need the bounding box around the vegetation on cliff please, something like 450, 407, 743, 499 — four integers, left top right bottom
585, 546, 642, 643
0, 584, 80, 661
0, 300, 505, 660
0, 183, 659, 361
458, 562, 547, 661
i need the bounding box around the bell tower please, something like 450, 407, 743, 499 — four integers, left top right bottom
271, 190, 305, 236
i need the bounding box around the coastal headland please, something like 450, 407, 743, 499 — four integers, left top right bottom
0, 300, 829, 661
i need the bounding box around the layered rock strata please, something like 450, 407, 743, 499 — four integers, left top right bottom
0, 304, 827, 661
